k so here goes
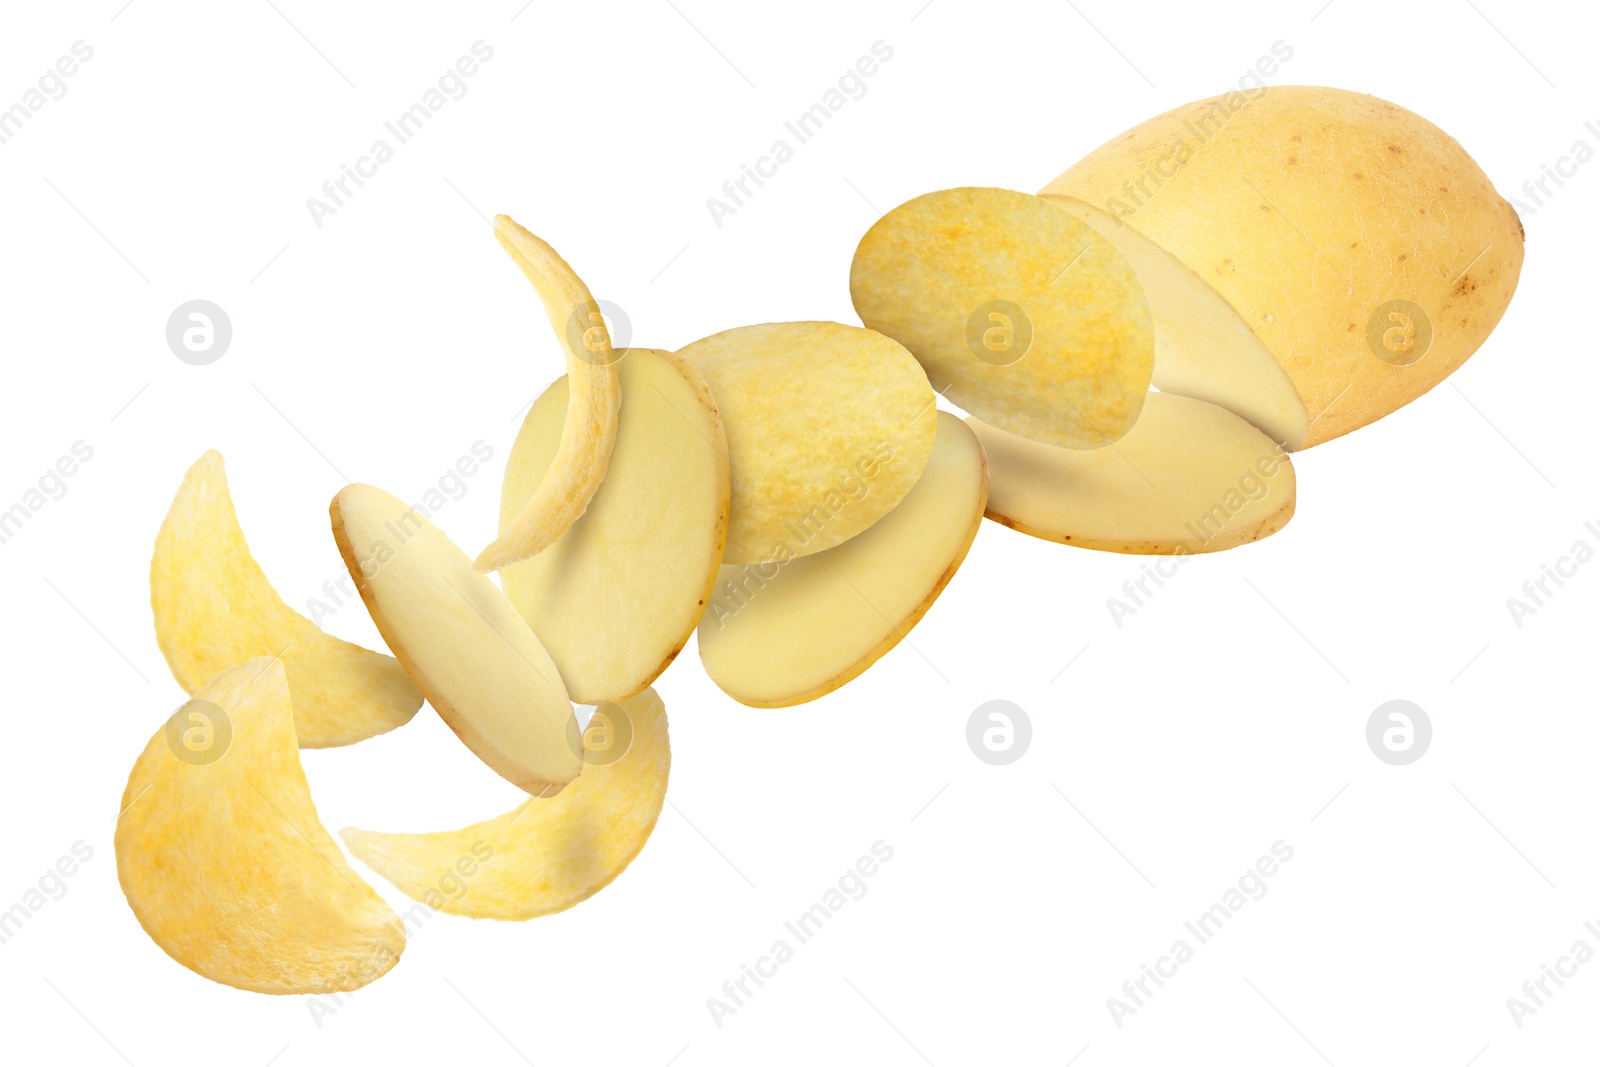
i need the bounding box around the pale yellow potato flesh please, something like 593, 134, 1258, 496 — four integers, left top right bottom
150, 451, 422, 748
1042, 85, 1525, 448
475, 216, 621, 572
331, 484, 582, 795
970, 391, 1295, 554
850, 187, 1155, 449
500, 349, 729, 703
341, 687, 670, 921
115, 659, 405, 994
697, 411, 986, 707
677, 320, 936, 564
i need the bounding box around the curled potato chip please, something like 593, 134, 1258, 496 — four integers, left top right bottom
850, 187, 1155, 449
115, 658, 405, 994
341, 687, 671, 920
151, 450, 421, 748
677, 321, 936, 564
475, 216, 621, 572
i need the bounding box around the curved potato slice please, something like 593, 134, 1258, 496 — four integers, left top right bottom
151, 450, 421, 748
697, 411, 986, 707
850, 187, 1154, 449
115, 658, 405, 994
341, 687, 671, 921
500, 349, 729, 703
678, 321, 936, 564
331, 484, 582, 795
969, 391, 1296, 554
475, 216, 621, 572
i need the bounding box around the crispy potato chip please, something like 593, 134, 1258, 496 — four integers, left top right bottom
500, 349, 729, 703
475, 216, 621, 572
677, 321, 936, 564
151, 451, 421, 748
697, 412, 986, 707
115, 658, 405, 994
341, 687, 671, 920
850, 187, 1155, 449
331, 484, 583, 795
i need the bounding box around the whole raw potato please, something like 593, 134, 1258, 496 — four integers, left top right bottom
1041, 85, 1524, 448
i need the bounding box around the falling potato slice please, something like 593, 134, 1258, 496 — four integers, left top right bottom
850, 186, 1155, 449
969, 391, 1296, 554
678, 320, 936, 564
475, 216, 621, 572
697, 411, 986, 707
115, 658, 405, 994
151, 450, 422, 748
500, 349, 730, 703
331, 484, 582, 795
341, 687, 671, 921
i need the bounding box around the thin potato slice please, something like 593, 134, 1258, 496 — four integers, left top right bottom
151, 451, 421, 748
969, 391, 1296, 554
331, 484, 582, 795
115, 658, 405, 994
341, 687, 671, 921
697, 411, 986, 707
500, 349, 729, 703
474, 216, 621, 572
850, 187, 1155, 449
678, 321, 935, 564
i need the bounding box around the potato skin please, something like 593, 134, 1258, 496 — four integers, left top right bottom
1043, 85, 1524, 447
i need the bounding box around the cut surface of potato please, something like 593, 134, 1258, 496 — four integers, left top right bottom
341, 687, 670, 921
850, 186, 1154, 449
475, 216, 621, 572
970, 391, 1295, 554
331, 484, 581, 795
115, 658, 405, 994
151, 450, 421, 748
697, 411, 986, 707
678, 320, 936, 564
500, 349, 729, 703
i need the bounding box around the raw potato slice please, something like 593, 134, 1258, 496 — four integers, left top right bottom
115, 658, 405, 994
331, 484, 582, 795
678, 321, 936, 564
850, 186, 1155, 449
969, 391, 1295, 554
474, 216, 621, 572
698, 412, 986, 707
151, 451, 421, 748
500, 349, 729, 703
341, 687, 671, 921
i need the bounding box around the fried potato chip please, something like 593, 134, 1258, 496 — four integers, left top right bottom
697, 412, 986, 707
677, 321, 936, 564
151, 451, 421, 748
500, 349, 729, 703
115, 658, 405, 994
331, 484, 582, 795
475, 216, 621, 572
341, 687, 671, 920
850, 187, 1155, 449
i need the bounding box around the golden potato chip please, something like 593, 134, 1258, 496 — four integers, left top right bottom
115, 658, 405, 994
151, 451, 421, 748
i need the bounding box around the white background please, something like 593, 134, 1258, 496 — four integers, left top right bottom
0, 1, 1594, 1064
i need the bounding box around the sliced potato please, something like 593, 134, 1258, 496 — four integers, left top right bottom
970, 391, 1295, 554
474, 216, 621, 572
698, 411, 986, 707
115, 658, 405, 994
500, 349, 729, 703
341, 687, 670, 921
850, 186, 1154, 449
331, 484, 582, 795
151, 451, 421, 748
678, 321, 936, 564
